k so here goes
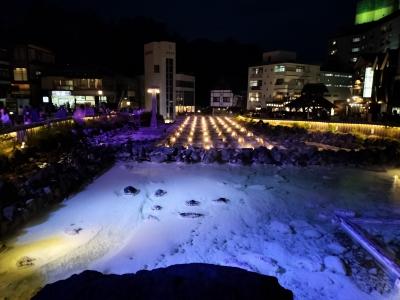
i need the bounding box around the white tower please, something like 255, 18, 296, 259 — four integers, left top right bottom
144, 41, 176, 121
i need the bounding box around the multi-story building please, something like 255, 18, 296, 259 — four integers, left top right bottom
10, 44, 55, 111
176, 74, 195, 113
210, 89, 242, 110
247, 51, 320, 111
328, 0, 400, 70
144, 41, 176, 121
0, 46, 10, 108
40, 67, 138, 108
320, 71, 353, 104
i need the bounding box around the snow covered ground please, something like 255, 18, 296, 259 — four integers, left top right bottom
1, 163, 400, 300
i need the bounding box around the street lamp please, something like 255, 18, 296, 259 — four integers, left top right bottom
147, 87, 160, 128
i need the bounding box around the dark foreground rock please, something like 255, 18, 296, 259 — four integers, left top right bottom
33, 263, 293, 300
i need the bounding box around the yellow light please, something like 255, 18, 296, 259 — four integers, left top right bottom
147, 88, 160, 94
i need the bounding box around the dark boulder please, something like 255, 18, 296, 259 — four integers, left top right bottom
154, 189, 167, 197
33, 264, 293, 300
203, 148, 220, 164
123, 186, 140, 195
253, 147, 273, 164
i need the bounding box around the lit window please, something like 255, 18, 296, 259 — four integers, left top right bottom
352, 48, 360, 52
352, 37, 361, 43
296, 66, 304, 73
249, 80, 258, 87
274, 65, 285, 72
13, 68, 28, 81
351, 57, 358, 63
249, 93, 260, 102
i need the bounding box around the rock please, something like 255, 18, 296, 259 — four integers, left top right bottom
324, 256, 347, 275
203, 149, 220, 164
220, 148, 233, 163
269, 221, 293, 234
154, 189, 167, 197
2, 205, 16, 222
179, 213, 204, 218
369, 268, 378, 275
186, 200, 201, 206
334, 209, 356, 218
303, 229, 322, 239
32, 264, 293, 300
17, 256, 36, 268
253, 147, 273, 164
65, 227, 83, 236
124, 186, 140, 196
213, 197, 230, 203
149, 152, 168, 163
152, 205, 162, 211
270, 147, 283, 164
190, 150, 201, 163
237, 148, 254, 165
327, 243, 347, 255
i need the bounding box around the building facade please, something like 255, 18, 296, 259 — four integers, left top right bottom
10, 44, 55, 111
176, 73, 195, 113
0, 47, 10, 108
210, 90, 241, 109
247, 52, 320, 110
41, 75, 116, 108
320, 71, 353, 104
328, 1, 400, 70
144, 41, 176, 121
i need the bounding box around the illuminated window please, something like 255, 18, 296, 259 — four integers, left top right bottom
13, 68, 28, 81
352, 48, 360, 52
249, 93, 260, 102
296, 66, 305, 73
351, 57, 358, 63
274, 65, 285, 73
249, 80, 258, 87
352, 37, 361, 43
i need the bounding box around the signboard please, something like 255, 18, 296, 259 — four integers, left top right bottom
363, 67, 374, 98
52, 91, 71, 97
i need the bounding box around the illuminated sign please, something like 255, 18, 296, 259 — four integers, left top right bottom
363, 67, 374, 98
42, 96, 49, 103
355, 0, 397, 24
52, 91, 71, 97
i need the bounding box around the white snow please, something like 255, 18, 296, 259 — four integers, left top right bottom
0, 163, 400, 300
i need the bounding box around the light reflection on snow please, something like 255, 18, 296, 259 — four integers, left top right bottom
0, 163, 399, 300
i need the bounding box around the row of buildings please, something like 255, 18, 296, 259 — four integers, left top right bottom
247, 0, 400, 118
0, 41, 196, 122
246, 50, 353, 113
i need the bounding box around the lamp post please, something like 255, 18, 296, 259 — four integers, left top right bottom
147, 87, 160, 128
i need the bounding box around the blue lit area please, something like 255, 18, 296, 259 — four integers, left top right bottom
1, 162, 400, 299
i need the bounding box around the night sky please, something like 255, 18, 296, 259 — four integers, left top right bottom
4, 0, 358, 62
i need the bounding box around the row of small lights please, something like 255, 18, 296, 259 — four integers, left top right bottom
169, 116, 191, 145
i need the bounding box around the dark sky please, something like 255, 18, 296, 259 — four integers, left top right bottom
4, 0, 358, 62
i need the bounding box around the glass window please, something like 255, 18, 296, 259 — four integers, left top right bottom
154, 65, 160, 73
13, 68, 28, 81
213, 97, 220, 102
296, 66, 305, 73
223, 97, 230, 103
274, 65, 285, 73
